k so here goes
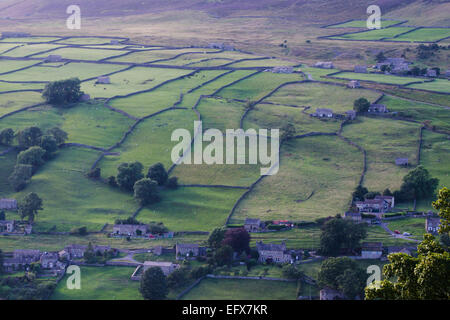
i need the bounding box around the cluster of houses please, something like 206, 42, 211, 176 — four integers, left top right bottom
352, 195, 395, 218
111, 223, 174, 239
0, 198, 33, 235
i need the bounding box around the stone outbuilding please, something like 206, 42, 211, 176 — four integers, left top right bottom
348, 80, 361, 88
244, 218, 264, 232
312, 108, 333, 118
368, 104, 388, 113
96, 76, 110, 84
361, 242, 383, 259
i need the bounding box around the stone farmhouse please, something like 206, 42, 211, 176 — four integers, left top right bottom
176, 243, 206, 260
244, 218, 264, 232
376, 58, 411, 74
374, 195, 394, 208
113, 224, 148, 236
0, 198, 17, 210
355, 197, 393, 216
0, 220, 15, 233
13, 249, 41, 264
347, 80, 361, 88
368, 103, 388, 113
425, 217, 441, 234
395, 158, 409, 166
311, 108, 333, 118
344, 211, 362, 222
314, 61, 334, 69
361, 242, 383, 259
256, 241, 293, 264
40, 252, 59, 269
354, 65, 367, 73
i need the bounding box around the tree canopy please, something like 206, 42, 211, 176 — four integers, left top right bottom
139, 267, 168, 300
146, 163, 168, 186
116, 161, 144, 191
133, 178, 160, 205
18, 192, 43, 223
42, 78, 83, 106
396, 165, 439, 201
221, 227, 250, 254
353, 98, 370, 113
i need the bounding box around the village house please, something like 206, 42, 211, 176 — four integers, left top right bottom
368, 103, 388, 113
320, 287, 347, 300
0, 198, 17, 210
0, 220, 15, 233
311, 108, 333, 118
96, 76, 110, 84
80, 94, 91, 102
374, 195, 395, 208
425, 217, 441, 234
426, 68, 437, 78
176, 243, 205, 260
354, 65, 367, 73
376, 58, 411, 74
344, 211, 362, 222
44, 54, 62, 63
314, 61, 334, 69
39, 252, 59, 269
59, 244, 86, 260
347, 80, 361, 88
244, 218, 264, 233
361, 242, 383, 259
395, 157, 409, 166
13, 249, 41, 264
355, 198, 388, 215
345, 110, 356, 120
112, 224, 148, 236
256, 241, 292, 264
2, 257, 23, 272
446, 69, 450, 78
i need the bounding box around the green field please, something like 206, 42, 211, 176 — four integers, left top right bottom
1, 44, 65, 58
181, 278, 298, 300
391, 28, 450, 42
264, 82, 381, 113
0, 37, 61, 43
0, 91, 44, 116
0, 62, 128, 82
331, 72, 422, 85
387, 218, 426, 240
326, 20, 405, 28
108, 48, 220, 63
33, 47, 129, 61
52, 266, 141, 300
0, 59, 40, 73
420, 130, 450, 189
341, 117, 421, 192
331, 27, 415, 40
137, 187, 245, 232
232, 135, 363, 222
54, 37, 125, 45
406, 79, 450, 94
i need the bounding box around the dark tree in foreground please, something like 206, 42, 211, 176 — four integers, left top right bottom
433, 187, 449, 233
146, 163, 168, 186
42, 78, 83, 106
140, 267, 168, 300
318, 257, 366, 299
221, 227, 250, 254
116, 161, 144, 191
353, 98, 370, 113
18, 192, 43, 223
134, 178, 160, 205
167, 267, 189, 289
213, 245, 234, 266
319, 216, 367, 256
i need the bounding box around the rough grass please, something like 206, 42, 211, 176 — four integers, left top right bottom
0, 105, 63, 133
54, 37, 124, 45
326, 20, 404, 28
0, 37, 61, 43
0, 149, 17, 195
226, 58, 299, 68
406, 79, 450, 94
98, 109, 197, 178
342, 117, 421, 192
137, 187, 245, 232
0, 62, 128, 82
0, 82, 44, 92
181, 278, 298, 300
420, 130, 450, 189
250, 227, 322, 249
332, 72, 422, 85
264, 82, 381, 113
52, 266, 141, 300
5, 147, 140, 232
108, 48, 220, 63
232, 135, 363, 222
81, 66, 191, 98
379, 95, 450, 131
33, 47, 129, 61
0, 91, 44, 116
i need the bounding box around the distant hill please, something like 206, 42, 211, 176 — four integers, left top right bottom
1, 0, 448, 25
